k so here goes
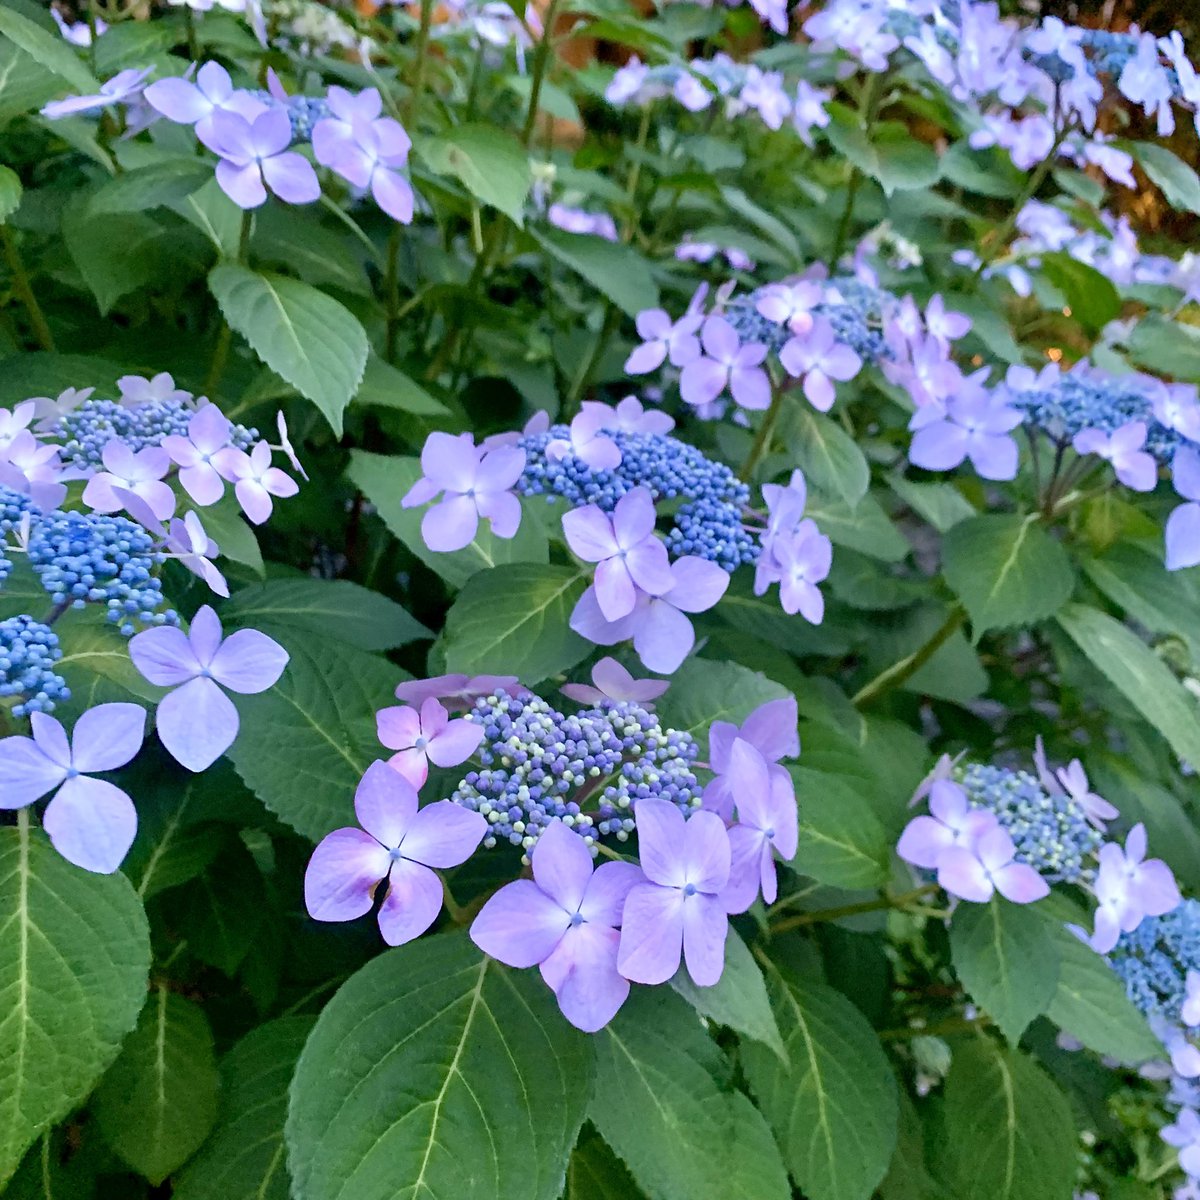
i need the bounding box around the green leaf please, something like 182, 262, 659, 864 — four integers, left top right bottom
880, 1092, 948, 1200
1135, 143, 1200, 215
0, 164, 21, 223
87, 156, 213, 216
286, 934, 593, 1200
442, 563, 589, 686
0, 6, 100, 93
62, 194, 166, 316
823, 109, 939, 195
787, 407, 869, 510
1128, 315, 1200, 381
743, 973, 898, 1200
939, 142, 1022, 198
1045, 923, 1160, 1065
355, 353, 450, 417
949, 898, 1060, 1044
670, 930, 785, 1058
173, 178, 243, 258
0, 821, 151, 1187
533, 227, 660, 317
347, 451, 549, 589
94, 988, 220, 1184
1039, 252, 1121, 333
208, 265, 368, 437
939, 1042, 1076, 1200
805, 491, 909, 562
789, 767, 889, 889
124, 772, 223, 901
1056, 603, 1200, 768
655, 658, 790, 757
195, 495, 264, 576
50, 615, 164, 723
174, 1016, 315, 1200
589, 988, 788, 1200
416, 124, 532, 225
942, 514, 1073, 636
567, 1135, 645, 1200
887, 474, 974, 533
222, 579, 429, 653
229, 640, 399, 841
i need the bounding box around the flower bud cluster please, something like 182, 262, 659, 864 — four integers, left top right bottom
1109, 899, 1200, 1021
0, 616, 69, 717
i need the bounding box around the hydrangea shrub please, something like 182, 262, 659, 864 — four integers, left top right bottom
4, 0, 1200, 1197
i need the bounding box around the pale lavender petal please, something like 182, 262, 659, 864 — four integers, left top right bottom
377, 858, 444, 946
476, 445, 526, 492
579, 860, 643, 926
991, 861, 1050, 904
741, 697, 799, 761
682, 810, 732, 892
426, 717, 485, 768
633, 798, 688, 887
216, 160, 267, 210
679, 358, 729, 407
624, 539, 675, 597
722, 824, 767, 914
29, 712, 71, 769
376, 705, 421, 750
937, 847, 994, 902
145, 77, 210, 124
562, 506, 619, 562
1166, 502, 1200, 570
372, 167, 414, 222
681, 893, 728, 986
530, 820, 593, 913
664, 556, 729, 613
471, 879, 570, 966
208, 629, 289, 694
70, 702, 146, 774
304, 828, 391, 921
420, 431, 477, 491
617, 881, 684, 984
43, 776, 137, 875
625, 342, 667, 375
727, 737, 774, 829
731, 367, 771, 411
910, 421, 969, 471
594, 558, 637, 621
803, 370, 837, 412
129, 626, 201, 686
0, 736, 67, 809
569, 586, 635, 647
188, 605, 224, 666
234, 479, 273, 524
632, 600, 695, 673
540, 923, 629, 1032
386, 748, 429, 789
399, 801, 486, 868
422, 494, 480, 552
896, 815, 954, 869
353, 759, 417, 848
156, 676, 239, 772
475, 488, 521, 540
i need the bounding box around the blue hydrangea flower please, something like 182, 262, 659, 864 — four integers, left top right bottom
0, 616, 70, 717
1109, 900, 1200, 1020
28, 510, 175, 635
446, 689, 702, 853
517, 427, 756, 572
956, 761, 1102, 883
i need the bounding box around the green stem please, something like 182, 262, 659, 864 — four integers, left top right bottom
41, 1132, 53, 1200
768, 884, 937, 935
565, 303, 619, 412
852, 605, 967, 707
619, 105, 653, 243
405, 0, 435, 126
832, 169, 862, 263
87, 1, 100, 75
2, 226, 55, 352
739, 381, 787, 482
520, 0, 561, 146
184, 5, 199, 61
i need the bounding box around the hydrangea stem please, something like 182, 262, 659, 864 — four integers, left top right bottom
767, 883, 938, 934
852, 605, 967, 708
520, 0, 561, 147
405, 0, 435, 126
206, 210, 253, 397
739, 382, 786, 482
1, 225, 55, 353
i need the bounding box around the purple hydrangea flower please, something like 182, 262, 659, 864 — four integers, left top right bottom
755, 279, 821, 329
129, 605, 288, 771
720, 738, 799, 913
165, 511, 229, 598
546, 407, 622, 472
0, 703, 146, 873
624, 308, 703, 375
560, 656, 669, 705
561, 488, 674, 622
144, 61, 247, 139
402, 432, 526, 553
780, 316, 863, 412
768, 519, 832, 622
198, 107, 321, 209
470, 820, 642, 1030
311, 86, 387, 163
375, 696, 485, 788
1073, 421, 1157, 492
82, 441, 175, 522
212, 441, 298, 525
305, 760, 487, 946
908, 388, 1022, 481
1162, 1108, 1200, 1178
1088, 823, 1180, 953
607, 395, 674, 436
41, 67, 151, 119
118, 371, 192, 408
569, 555, 729, 674
680, 316, 770, 411
937, 825, 1049, 905
897, 779, 996, 869
162, 404, 234, 507
703, 695, 798, 820
322, 115, 414, 224
617, 798, 730, 986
